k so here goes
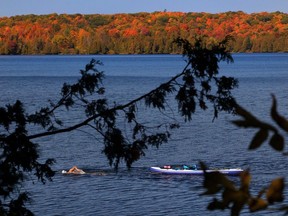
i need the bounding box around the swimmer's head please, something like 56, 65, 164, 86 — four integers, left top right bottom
61, 170, 67, 174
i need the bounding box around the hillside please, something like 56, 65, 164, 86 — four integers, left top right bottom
0, 11, 287, 54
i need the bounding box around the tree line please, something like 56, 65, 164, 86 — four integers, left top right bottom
0, 11, 287, 55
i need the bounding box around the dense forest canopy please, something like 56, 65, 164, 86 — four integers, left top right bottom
0, 11, 287, 54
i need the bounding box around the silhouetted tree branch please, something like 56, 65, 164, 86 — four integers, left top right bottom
0, 36, 238, 215
201, 95, 288, 215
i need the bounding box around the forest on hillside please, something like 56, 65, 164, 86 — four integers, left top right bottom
0, 11, 287, 54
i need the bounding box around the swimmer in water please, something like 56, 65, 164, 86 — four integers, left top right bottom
61, 166, 106, 175
62, 166, 85, 174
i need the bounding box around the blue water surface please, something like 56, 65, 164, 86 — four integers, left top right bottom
0, 53, 287, 216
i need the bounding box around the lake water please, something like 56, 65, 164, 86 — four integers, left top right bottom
0, 54, 288, 216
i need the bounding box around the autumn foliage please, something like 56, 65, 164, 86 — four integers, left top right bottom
0, 11, 287, 54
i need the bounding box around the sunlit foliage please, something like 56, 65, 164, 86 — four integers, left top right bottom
0, 11, 287, 54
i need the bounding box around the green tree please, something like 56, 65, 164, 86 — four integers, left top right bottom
242, 36, 252, 52
0, 36, 238, 215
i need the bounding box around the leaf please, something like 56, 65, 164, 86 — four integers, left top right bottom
222, 188, 249, 216
207, 198, 226, 210
266, 178, 285, 204
232, 105, 264, 128
231, 120, 252, 128
249, 198, 268, 212
231, 201, 246, 216
223, 189, 248, 205
240, 170, 251, 192
271, 94, 288, 132
249, 129, 268, 150
269, 133, 284, 151
235, 104, 258, 122
201, 161, 236, 195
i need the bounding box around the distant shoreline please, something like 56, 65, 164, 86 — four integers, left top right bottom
0, 12, 287, 55
1, 51, 288, 57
